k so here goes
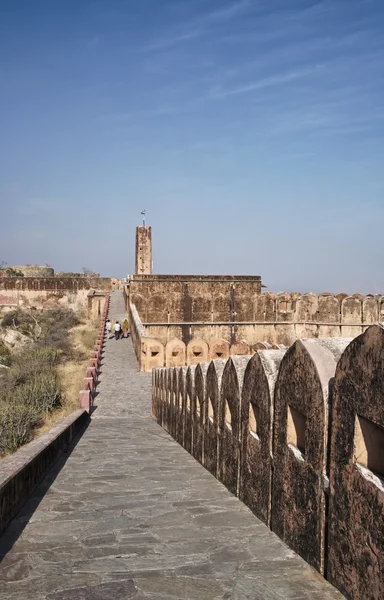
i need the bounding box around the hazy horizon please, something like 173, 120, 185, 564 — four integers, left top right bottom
1, 1, 383, 294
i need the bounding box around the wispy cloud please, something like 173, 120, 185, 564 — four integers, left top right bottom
144, 0, 253, 51
209, 66, 321, 99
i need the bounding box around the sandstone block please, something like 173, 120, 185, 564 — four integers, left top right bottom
83, 377, 95, 394
362, 294, 379, 324
165, 338, 186, 367
341, 295, 363, 338
230, 340, 251, 356
140, 338, 164, 372
318, 294, 341, 338
79, 389, 92, 412
209, 338, 230, 361
86, 366, 97, 382
187, 339, 209, 366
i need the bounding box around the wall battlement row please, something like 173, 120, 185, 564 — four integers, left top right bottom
128, 295, 383, 370
152, 326, 384, 600
0, 277, 112, 292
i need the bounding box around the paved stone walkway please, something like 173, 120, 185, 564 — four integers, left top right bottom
0, 292, 343, 599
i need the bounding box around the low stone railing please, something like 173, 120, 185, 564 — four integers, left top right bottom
152, 325, 384, 600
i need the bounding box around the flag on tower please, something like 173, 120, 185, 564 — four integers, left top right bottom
141, 209, 145, 215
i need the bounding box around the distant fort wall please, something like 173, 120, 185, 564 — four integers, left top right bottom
128, 291, 383, 370
0, 277, 113, 313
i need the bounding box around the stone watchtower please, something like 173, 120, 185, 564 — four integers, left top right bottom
135, 226, 152, 275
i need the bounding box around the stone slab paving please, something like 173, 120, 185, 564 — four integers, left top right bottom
0, 292, 343, 599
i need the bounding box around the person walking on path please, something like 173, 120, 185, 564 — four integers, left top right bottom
106, 319, 112, 339
114, 321, 121, 340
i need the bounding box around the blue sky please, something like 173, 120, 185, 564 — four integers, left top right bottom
0, 0, 383, 292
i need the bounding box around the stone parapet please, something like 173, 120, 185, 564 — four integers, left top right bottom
152, 326, 384, 600
0, 409, 89, 537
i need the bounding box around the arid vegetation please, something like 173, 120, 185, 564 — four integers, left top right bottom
0, 307, 98, 455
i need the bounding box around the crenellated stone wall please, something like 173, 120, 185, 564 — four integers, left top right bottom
0, 277, 114, 313
152, 325, 384, 600
142, 292, 383, 346
127, 291, 383, 371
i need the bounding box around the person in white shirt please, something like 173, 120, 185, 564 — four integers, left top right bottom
106, 319, 112, 339
114, 321, 121, 340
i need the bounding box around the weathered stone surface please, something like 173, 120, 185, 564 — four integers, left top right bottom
175, 366, 187, 446
170, 368, 178, 438
193, 362, 208, 465
271, 338, 350, 574
184, 366, 196, 454
239, 349, 285, 526
151, 367, 160, 423
230, 340, 251, 356
210, 338, 230, 361
140, 337, 164, 372
135, 225, 152, 276
218, 356, 251, 496
165, 338, 186, 367
186, 339, 208, 366
204, 359, 226, 478
328, 324, 384, 600
46, 579, 137, 599
341, 295, 363, 338
162, 368, 172, 434
362, 294, 379, 324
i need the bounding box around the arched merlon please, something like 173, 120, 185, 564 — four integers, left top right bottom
205, 360, 226, 478
271, 337, 351, 574
239, 349, 286, 527
218, 356, 251, 496
193, 362, 209, 465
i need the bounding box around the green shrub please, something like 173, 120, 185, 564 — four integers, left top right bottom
12, 371, 62, 414
0, 403, 40, 454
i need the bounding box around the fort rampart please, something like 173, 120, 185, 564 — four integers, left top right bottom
128, 290, 383, 371
0, 277, 113, 313
152, 325, 384, 600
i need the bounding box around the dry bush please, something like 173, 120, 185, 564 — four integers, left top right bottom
0, 307, 99, 454
3, 346, 61, 390
0, 403, 41, 455
11, 371, 62, 414
80, 328, 98, 351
